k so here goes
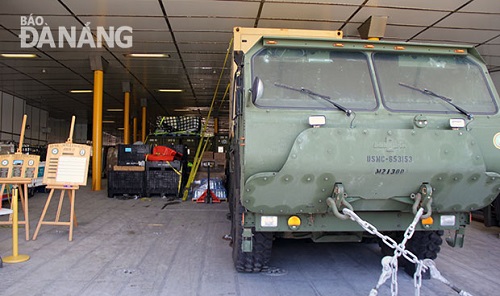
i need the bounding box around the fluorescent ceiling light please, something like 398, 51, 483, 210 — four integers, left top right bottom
174, 107, 210, 112
1, 53, 39, 58
107, 108, 124, 112
157, 89, 183, 93
117, 127, 125, 130
102, 120, 115, 123
70, 89, 93, 94
125, 53, 170, 58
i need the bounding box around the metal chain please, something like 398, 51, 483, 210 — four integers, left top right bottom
342, 208, 425, 296
343, 207, 475, 296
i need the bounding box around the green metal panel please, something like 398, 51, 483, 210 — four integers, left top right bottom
243, 127, 500, 215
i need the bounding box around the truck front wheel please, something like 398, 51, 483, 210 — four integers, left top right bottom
379, 230, 443, 259
379, 230, 443, 276
231, 202, 273, 272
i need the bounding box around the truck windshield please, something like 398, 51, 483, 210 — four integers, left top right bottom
373, 53, 497, 115
252, 49, 377, 110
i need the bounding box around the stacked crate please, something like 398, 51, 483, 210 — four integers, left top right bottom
144, 144, 186, 198
107, 144, 150, 198
107, 167, 145, 198
144, 160, 181, 197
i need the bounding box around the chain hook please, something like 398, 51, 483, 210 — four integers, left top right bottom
327, 183, 353, 220
411, 183, 433, 219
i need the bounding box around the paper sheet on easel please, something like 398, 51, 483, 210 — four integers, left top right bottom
55, 156, 87, 184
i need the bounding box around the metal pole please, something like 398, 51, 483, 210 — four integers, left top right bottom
92, 69, 103, 191
141, 106, 147, 142
133, 117, 138, 143
206, 164, 211, 204
123, 91, 130, 144
3, 185, 30, 263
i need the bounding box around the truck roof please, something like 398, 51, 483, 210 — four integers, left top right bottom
233, 27, 482, 62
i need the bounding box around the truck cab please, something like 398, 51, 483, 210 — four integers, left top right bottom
229, 27, 500, 272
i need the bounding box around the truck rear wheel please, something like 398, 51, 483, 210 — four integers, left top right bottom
231, 202, 273, 272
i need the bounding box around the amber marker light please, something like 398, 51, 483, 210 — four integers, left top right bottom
334, 43, 344, 47
266, 40, 278, 45
288, 216, 301, 230
454, 49, 466, 54
394, 46, 405, 50
421, 216, 434, 226
364, 44, 375, 49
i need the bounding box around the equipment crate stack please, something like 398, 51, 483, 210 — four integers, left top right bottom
107, 144, 149, 198
144, 144, 184, 198
107, 167, 145, 198
107, 144, 186, 199
144, 161, 180, 197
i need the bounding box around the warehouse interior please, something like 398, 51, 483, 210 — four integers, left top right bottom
0, 0, 499, 141
1, 1, 500, 295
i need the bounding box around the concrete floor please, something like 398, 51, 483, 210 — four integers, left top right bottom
1, 184, 499, 296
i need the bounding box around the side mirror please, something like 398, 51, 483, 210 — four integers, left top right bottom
251, 77, 264, 102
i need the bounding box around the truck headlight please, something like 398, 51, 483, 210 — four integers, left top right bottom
449, 118, 465, 129
440, 215, 456, 227
309, 115, 326, 128
261, 216, 278, 227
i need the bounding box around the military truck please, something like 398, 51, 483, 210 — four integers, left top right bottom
228, 27, 500, 273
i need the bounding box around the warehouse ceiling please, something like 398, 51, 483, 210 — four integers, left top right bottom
0, 0, 499, 136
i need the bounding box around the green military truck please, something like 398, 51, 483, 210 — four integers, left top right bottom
228, 27, 500, 272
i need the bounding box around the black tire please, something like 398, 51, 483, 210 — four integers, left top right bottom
231, 201, 273, 273
493, 196, 500, 227
483, 204, 494, 227
403, 230, 444, 277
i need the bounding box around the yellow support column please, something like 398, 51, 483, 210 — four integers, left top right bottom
90, 56, 107, 191
122, 82, 131, 144
141, 98, 147, 142
133, 116, 138, 143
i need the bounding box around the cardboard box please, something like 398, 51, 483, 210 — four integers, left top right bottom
214, 152, 226, 161
113, 165, 145, 172
202, 151, 214, 160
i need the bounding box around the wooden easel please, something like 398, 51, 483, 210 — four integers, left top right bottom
32, 116, 90, 241
32, 185, 79, 241
0, 115, 40, 241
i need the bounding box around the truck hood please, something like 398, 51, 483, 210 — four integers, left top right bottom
243, 127, 500, 215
